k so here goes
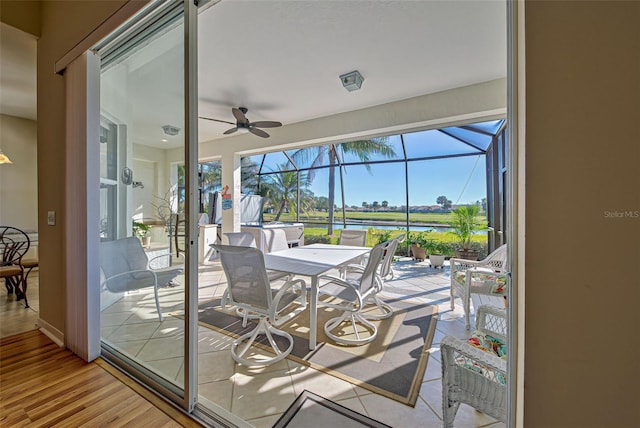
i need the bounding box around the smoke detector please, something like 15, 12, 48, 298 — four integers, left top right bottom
162, 125, 181, 136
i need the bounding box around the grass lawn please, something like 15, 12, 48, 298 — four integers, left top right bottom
264, 210, 486, 226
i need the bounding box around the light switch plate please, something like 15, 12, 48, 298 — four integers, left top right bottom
47, 211, 56, 226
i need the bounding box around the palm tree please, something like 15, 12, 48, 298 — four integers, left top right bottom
263, 164, 311, 221
290, 138, 395, 234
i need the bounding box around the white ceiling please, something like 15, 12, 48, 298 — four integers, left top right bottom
197, 0, 506, 143
102, 0, 506, 149
0, 23, 37, 120
1, 0, 507, 147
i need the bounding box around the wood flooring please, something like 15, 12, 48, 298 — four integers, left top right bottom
0, 330, 202, 427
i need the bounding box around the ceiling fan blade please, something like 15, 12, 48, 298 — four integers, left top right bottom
232, 107, 249, 124
199, 116, 235, 125
251, 121, 282, 128
223, 127, 238, 135
249, 127, 270, 138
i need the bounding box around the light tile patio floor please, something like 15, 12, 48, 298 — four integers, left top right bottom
2, 259, 505, 427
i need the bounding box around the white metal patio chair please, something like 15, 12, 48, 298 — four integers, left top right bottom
317, 243, 385, 345
225, 232, 257, 248
342, 236, 401, 320
213, 244, 307, 367
339, 229, 367, 246
100, 237, 184, 321
450, 244, 507, 329
262, 228, 290, 252
221, 232, 290, 326
441, 305, 507, 427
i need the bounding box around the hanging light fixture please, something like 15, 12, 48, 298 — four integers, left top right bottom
0, 149, 13, 164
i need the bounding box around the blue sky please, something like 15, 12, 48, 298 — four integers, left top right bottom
306, 155, 486, 208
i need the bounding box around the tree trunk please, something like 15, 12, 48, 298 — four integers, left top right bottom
274, 199, 287, 221
327, 149, 336, 235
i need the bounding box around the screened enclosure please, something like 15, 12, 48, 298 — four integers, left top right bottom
236, 119, 506, 251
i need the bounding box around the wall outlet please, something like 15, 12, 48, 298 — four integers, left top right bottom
47, 211, 56, 226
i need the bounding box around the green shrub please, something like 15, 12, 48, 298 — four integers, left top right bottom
304, 234, 331, 245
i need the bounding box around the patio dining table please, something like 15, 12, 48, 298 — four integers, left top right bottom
263, 243, 370, 351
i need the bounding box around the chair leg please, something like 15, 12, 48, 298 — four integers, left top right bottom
153, 285, 163, 322
450, 285, 456, 311
231, 318, 293, 367
324, 311, 377, 346
362, 295, 394, 320
20, 272, 29, 308
463, 297, 470, 330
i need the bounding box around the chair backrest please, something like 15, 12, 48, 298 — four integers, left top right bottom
339, 229, 367, 246
262, 228, 289, 253
225, 232, 257, 248
483, 244, 507, 271
358, 243, 385, 294
213, 244, 272, 311
379, 238, 400, 278
0, 226, 30, 265
100, 237, 149, 291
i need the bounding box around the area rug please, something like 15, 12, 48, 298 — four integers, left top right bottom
190, 297, 437, 406
273, 390, 390, 428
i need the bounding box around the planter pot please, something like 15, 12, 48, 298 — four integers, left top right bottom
455, 249, 479, 260
411, 244, 427, 261
141, 236, 151, 248
429, 254, 445, 268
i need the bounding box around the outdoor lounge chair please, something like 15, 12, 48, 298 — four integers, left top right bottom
213, 244, 307, 367
441, 305, 508, 426
450, 244, 507, 329
100, 237, 183, 321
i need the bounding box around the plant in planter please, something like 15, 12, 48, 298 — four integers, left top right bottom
425, 240, 450, 268
408, 231, 430, 261
132, 220, 151, 248
451, 205, 485, 260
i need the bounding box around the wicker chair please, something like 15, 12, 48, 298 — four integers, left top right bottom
441, 305, 507, 427
450, 244, 507, 329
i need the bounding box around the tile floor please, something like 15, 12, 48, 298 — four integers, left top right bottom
2, 259, 505, 427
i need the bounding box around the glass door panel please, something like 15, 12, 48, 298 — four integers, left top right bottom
98, 1, 187, 396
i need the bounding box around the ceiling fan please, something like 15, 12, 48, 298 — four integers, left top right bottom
199, 107, 282, 138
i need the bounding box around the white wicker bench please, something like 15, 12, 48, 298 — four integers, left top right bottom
441, 305, 507, 427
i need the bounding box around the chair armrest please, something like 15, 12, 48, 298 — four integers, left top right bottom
441, 336, 506, 375
450, 257, 483, 271
101, 269, 157, 288
270, 278, 307, 323
475, 305, 508, 339
147, 253, 172, 266
317, 274, 364, 310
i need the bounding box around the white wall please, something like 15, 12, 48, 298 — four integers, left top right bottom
0, 113, 38, 232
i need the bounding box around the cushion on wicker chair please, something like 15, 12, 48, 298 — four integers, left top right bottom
455, 331, 507, 385
453, 271, 508, 295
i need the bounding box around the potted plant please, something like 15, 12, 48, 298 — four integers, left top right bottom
451, 205, 484, 260
132, 220, 151, 248
425, 240, 448, 268
408, 231, 430, 261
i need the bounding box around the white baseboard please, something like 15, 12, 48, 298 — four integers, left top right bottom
37, 318, 64, 347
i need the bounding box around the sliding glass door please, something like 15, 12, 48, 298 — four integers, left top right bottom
96, 0, 197, 410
